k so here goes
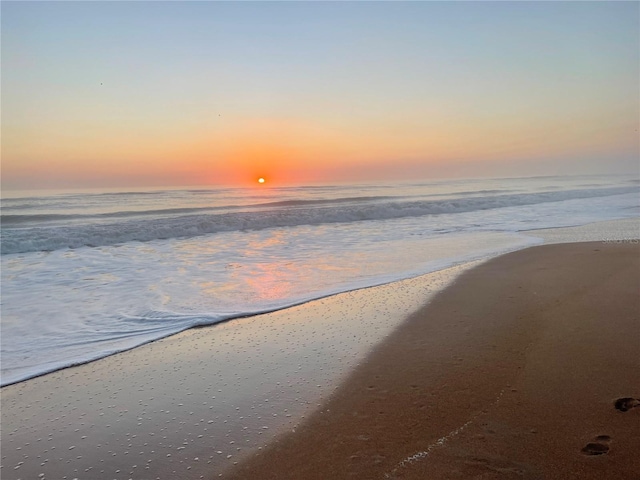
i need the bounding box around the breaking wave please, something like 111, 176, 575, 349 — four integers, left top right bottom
2, 186, 637, 254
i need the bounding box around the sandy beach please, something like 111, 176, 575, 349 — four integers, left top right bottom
229, 241, 640, 480
2, 241, 639, 480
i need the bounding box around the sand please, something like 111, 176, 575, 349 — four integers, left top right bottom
228, 242, 640, 480
1, 241, 638, 480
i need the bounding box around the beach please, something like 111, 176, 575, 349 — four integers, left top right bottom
2, 241, 639, 479
3, 2, 639, 478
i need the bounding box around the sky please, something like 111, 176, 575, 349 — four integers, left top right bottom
2, 1, 639, 190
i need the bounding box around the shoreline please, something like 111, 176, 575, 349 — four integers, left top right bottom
1, 239, 638, 479
1, 235, 532, 389
228, 241, 640, 479
3, 217, 638, 388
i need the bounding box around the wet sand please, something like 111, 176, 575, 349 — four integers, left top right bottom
228, 242, 640, 480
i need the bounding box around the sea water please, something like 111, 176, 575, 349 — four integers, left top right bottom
1, 175, 638, 386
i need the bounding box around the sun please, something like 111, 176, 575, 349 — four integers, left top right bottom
257, 177, 265, 184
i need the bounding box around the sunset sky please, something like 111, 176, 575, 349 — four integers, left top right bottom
2, 1, 638, 190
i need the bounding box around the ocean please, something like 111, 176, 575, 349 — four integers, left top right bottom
1, 174, 638, 386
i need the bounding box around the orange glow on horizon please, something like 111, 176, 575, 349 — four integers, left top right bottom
4, 108, 636, 191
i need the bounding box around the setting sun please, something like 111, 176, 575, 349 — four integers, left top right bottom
258, 177, 265, 184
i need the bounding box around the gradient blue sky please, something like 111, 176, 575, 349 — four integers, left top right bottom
2, 1, 638, 189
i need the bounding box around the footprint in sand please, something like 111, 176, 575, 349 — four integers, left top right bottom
614, 397, 640, 412
581, 435, 611, 456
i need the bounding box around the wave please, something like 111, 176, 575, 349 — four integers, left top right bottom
0, 234, 542, 387
1, 186, 637, 254
0, 195, 401, 226
1, 207, 222, 225
426, 188, 517, 197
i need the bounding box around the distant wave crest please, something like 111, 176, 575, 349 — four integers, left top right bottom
1, 186, 637, 254
0, 195, 399, 226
